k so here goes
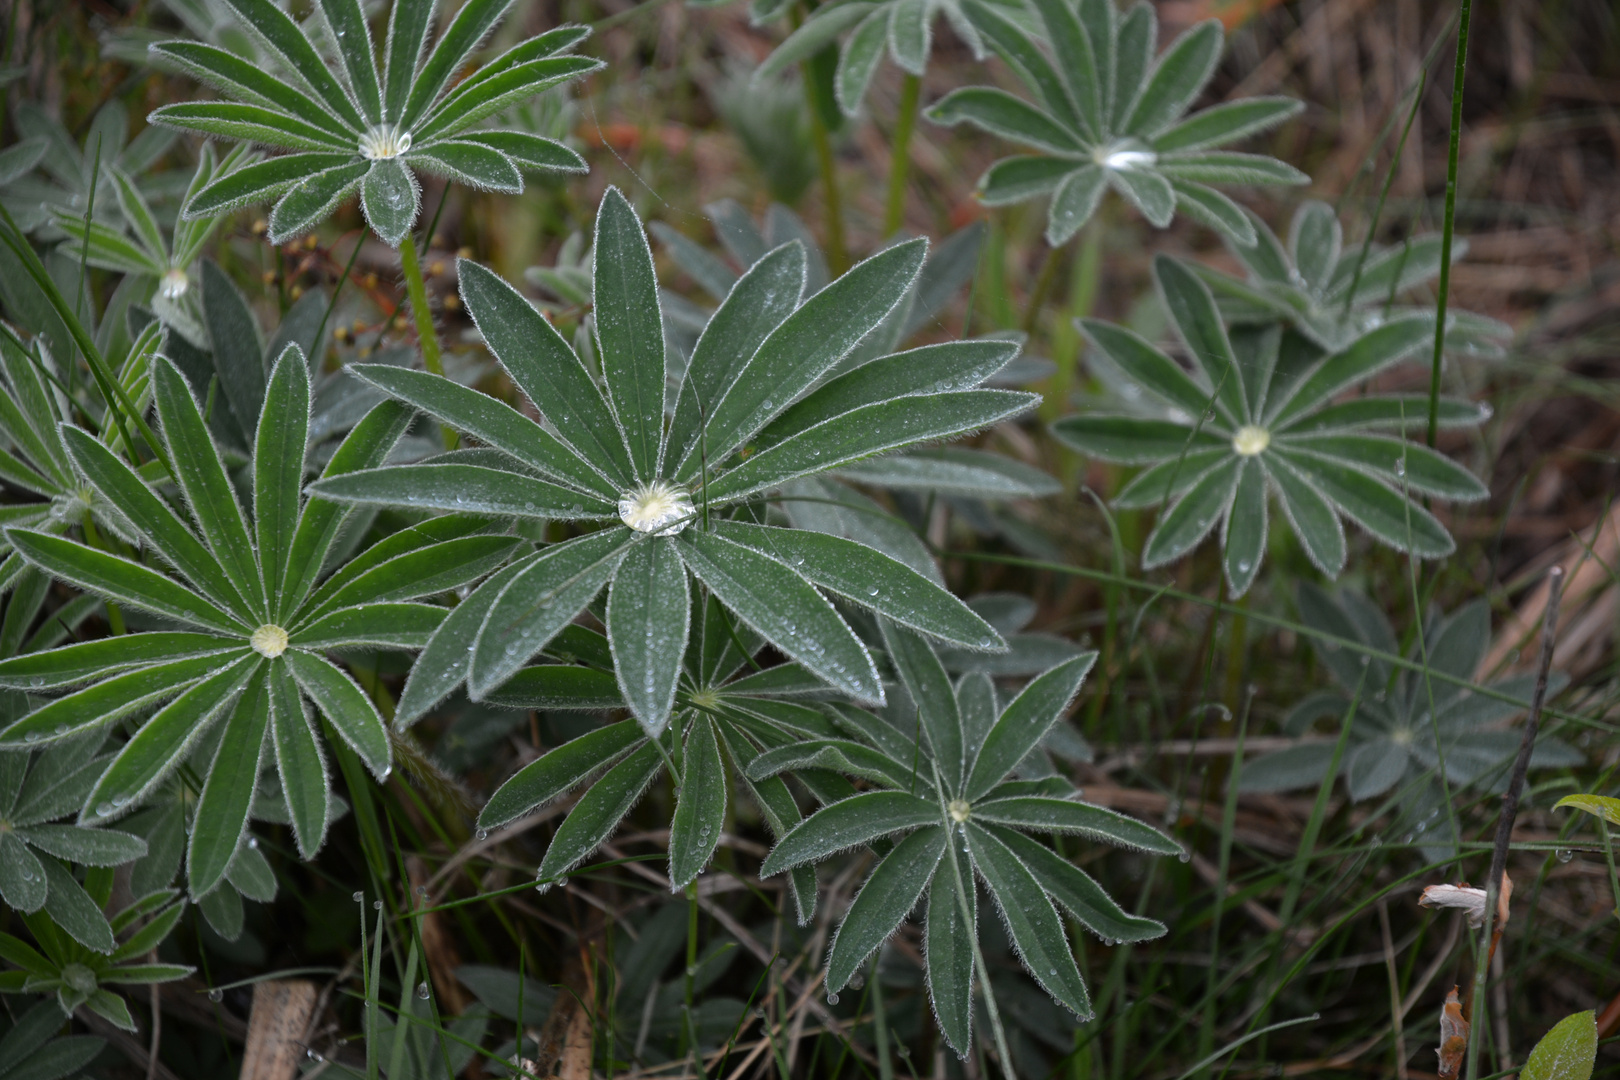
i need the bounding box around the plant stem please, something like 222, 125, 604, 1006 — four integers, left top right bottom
1426, 0, 1473, 447
1021, 239, 1066, 337
884, 73, 922, 238
806, 77, 848, 276
1042, 221, 1103, 424
398, 231, 444, 378
397, 230, 457, 449
870, 953, 895, 1080
1464, 565, 1563, 1080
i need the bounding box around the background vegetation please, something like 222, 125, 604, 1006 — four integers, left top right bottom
0, 0, 1618, 1078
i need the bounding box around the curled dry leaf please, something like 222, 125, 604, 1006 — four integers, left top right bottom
1418, 874, 1513, 929
1437, 985, 1470, 1080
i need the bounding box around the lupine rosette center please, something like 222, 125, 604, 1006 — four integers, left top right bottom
1232, 425, 1271, 457
1096, 141, 1157, 171
618, 480, 694, 536
159, 267, 190, 299
947, 799, 972, 824
359, 124, 413, 161
250, 624, 289, 659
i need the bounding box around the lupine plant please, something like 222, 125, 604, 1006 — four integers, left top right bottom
52, 147, 251, 336
1242, 585, 1580, 811
309, 188, 1024, 737
1, 0, 1605, 1074
928, 0, 1304, 244
0, 352, 516, 895
749, 629, 1176, 1059
1052, 254, 1489, 594
0, 891, 192, 1030
1201, 199, 1512, 357
152, 0, 598, 247
475, 596, 857, 913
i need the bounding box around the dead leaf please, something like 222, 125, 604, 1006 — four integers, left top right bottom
1418, 875, 1513, 928
1437, 985, 1470, 1080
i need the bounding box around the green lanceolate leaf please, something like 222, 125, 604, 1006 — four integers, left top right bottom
83, 655, 259, 821
677, 530, 881, 704
607, 539, 690, 735
760, 791, 939, 876
286, 651, 390, 779
346, 364, 616, 498
481, 720, 644, 831
5, 530, 245, 636
987, 825, 1165, 943
187, 671, 270, 897
927, 827, 976, 1056
256, 345, 310, 615
537, 740, 664, 884
593, 187, 667, 480
882, 621, 965, 791
269, 657, 327, 859
471, 530, 633, 699
698, 239, 929, 465
456, 259, 635, 486
971, 796, 1181, 855
965, 822, 1091, 1017
150, 358, 265, 616
668, 715, 727, 889
360, 158, 420, 247
826, 825, 945, 992
707, 521, 1001, 650
964, 653, 1095, 802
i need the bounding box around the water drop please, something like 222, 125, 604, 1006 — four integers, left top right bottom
867, 586, 879, 596
54, 723, 68, 735
417, 886, 429, 900
373, 900, 383, 910
96, 802, 113, 817
476, 828, 489, 841
1556, 848, 1574, 864
827, 992, 839, 1005
247, 836, 258, 849
353, 891, 365, 902
307, 1049, 324, 1062
208, 988, 224, 1002
1177, 851, 1190, 863
1393, 459, 1406, 477
416, 981, 431, 1000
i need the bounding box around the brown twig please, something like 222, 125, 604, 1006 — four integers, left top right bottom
1463, 565, 1565, 1075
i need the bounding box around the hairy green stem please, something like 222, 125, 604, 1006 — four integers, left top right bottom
398, 231, 444, 377
398, 231, 458, 449
884, 73, 922, 237
1021, 239, 1066, 337
1426, 0, 1473, 446
806, 78, 848, 276
1043, 222, 1103, 425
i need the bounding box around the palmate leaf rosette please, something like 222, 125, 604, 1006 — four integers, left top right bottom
0, 894, 192, 1032
309, 187, 1027, 737
51, 146, 254, 318
0, 337, 147, 596
1200, 200, 1512, 357
150, 0, 603, 245
1053, 255, 1490, 596
474, 595, 862, 916
749, 627, 1177, 1055
1241, 585, 1580, 805
926, 0, 1304, 245
0, 349, 520, 897
754, 0, 1006, 116
0, 739, 147, 954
